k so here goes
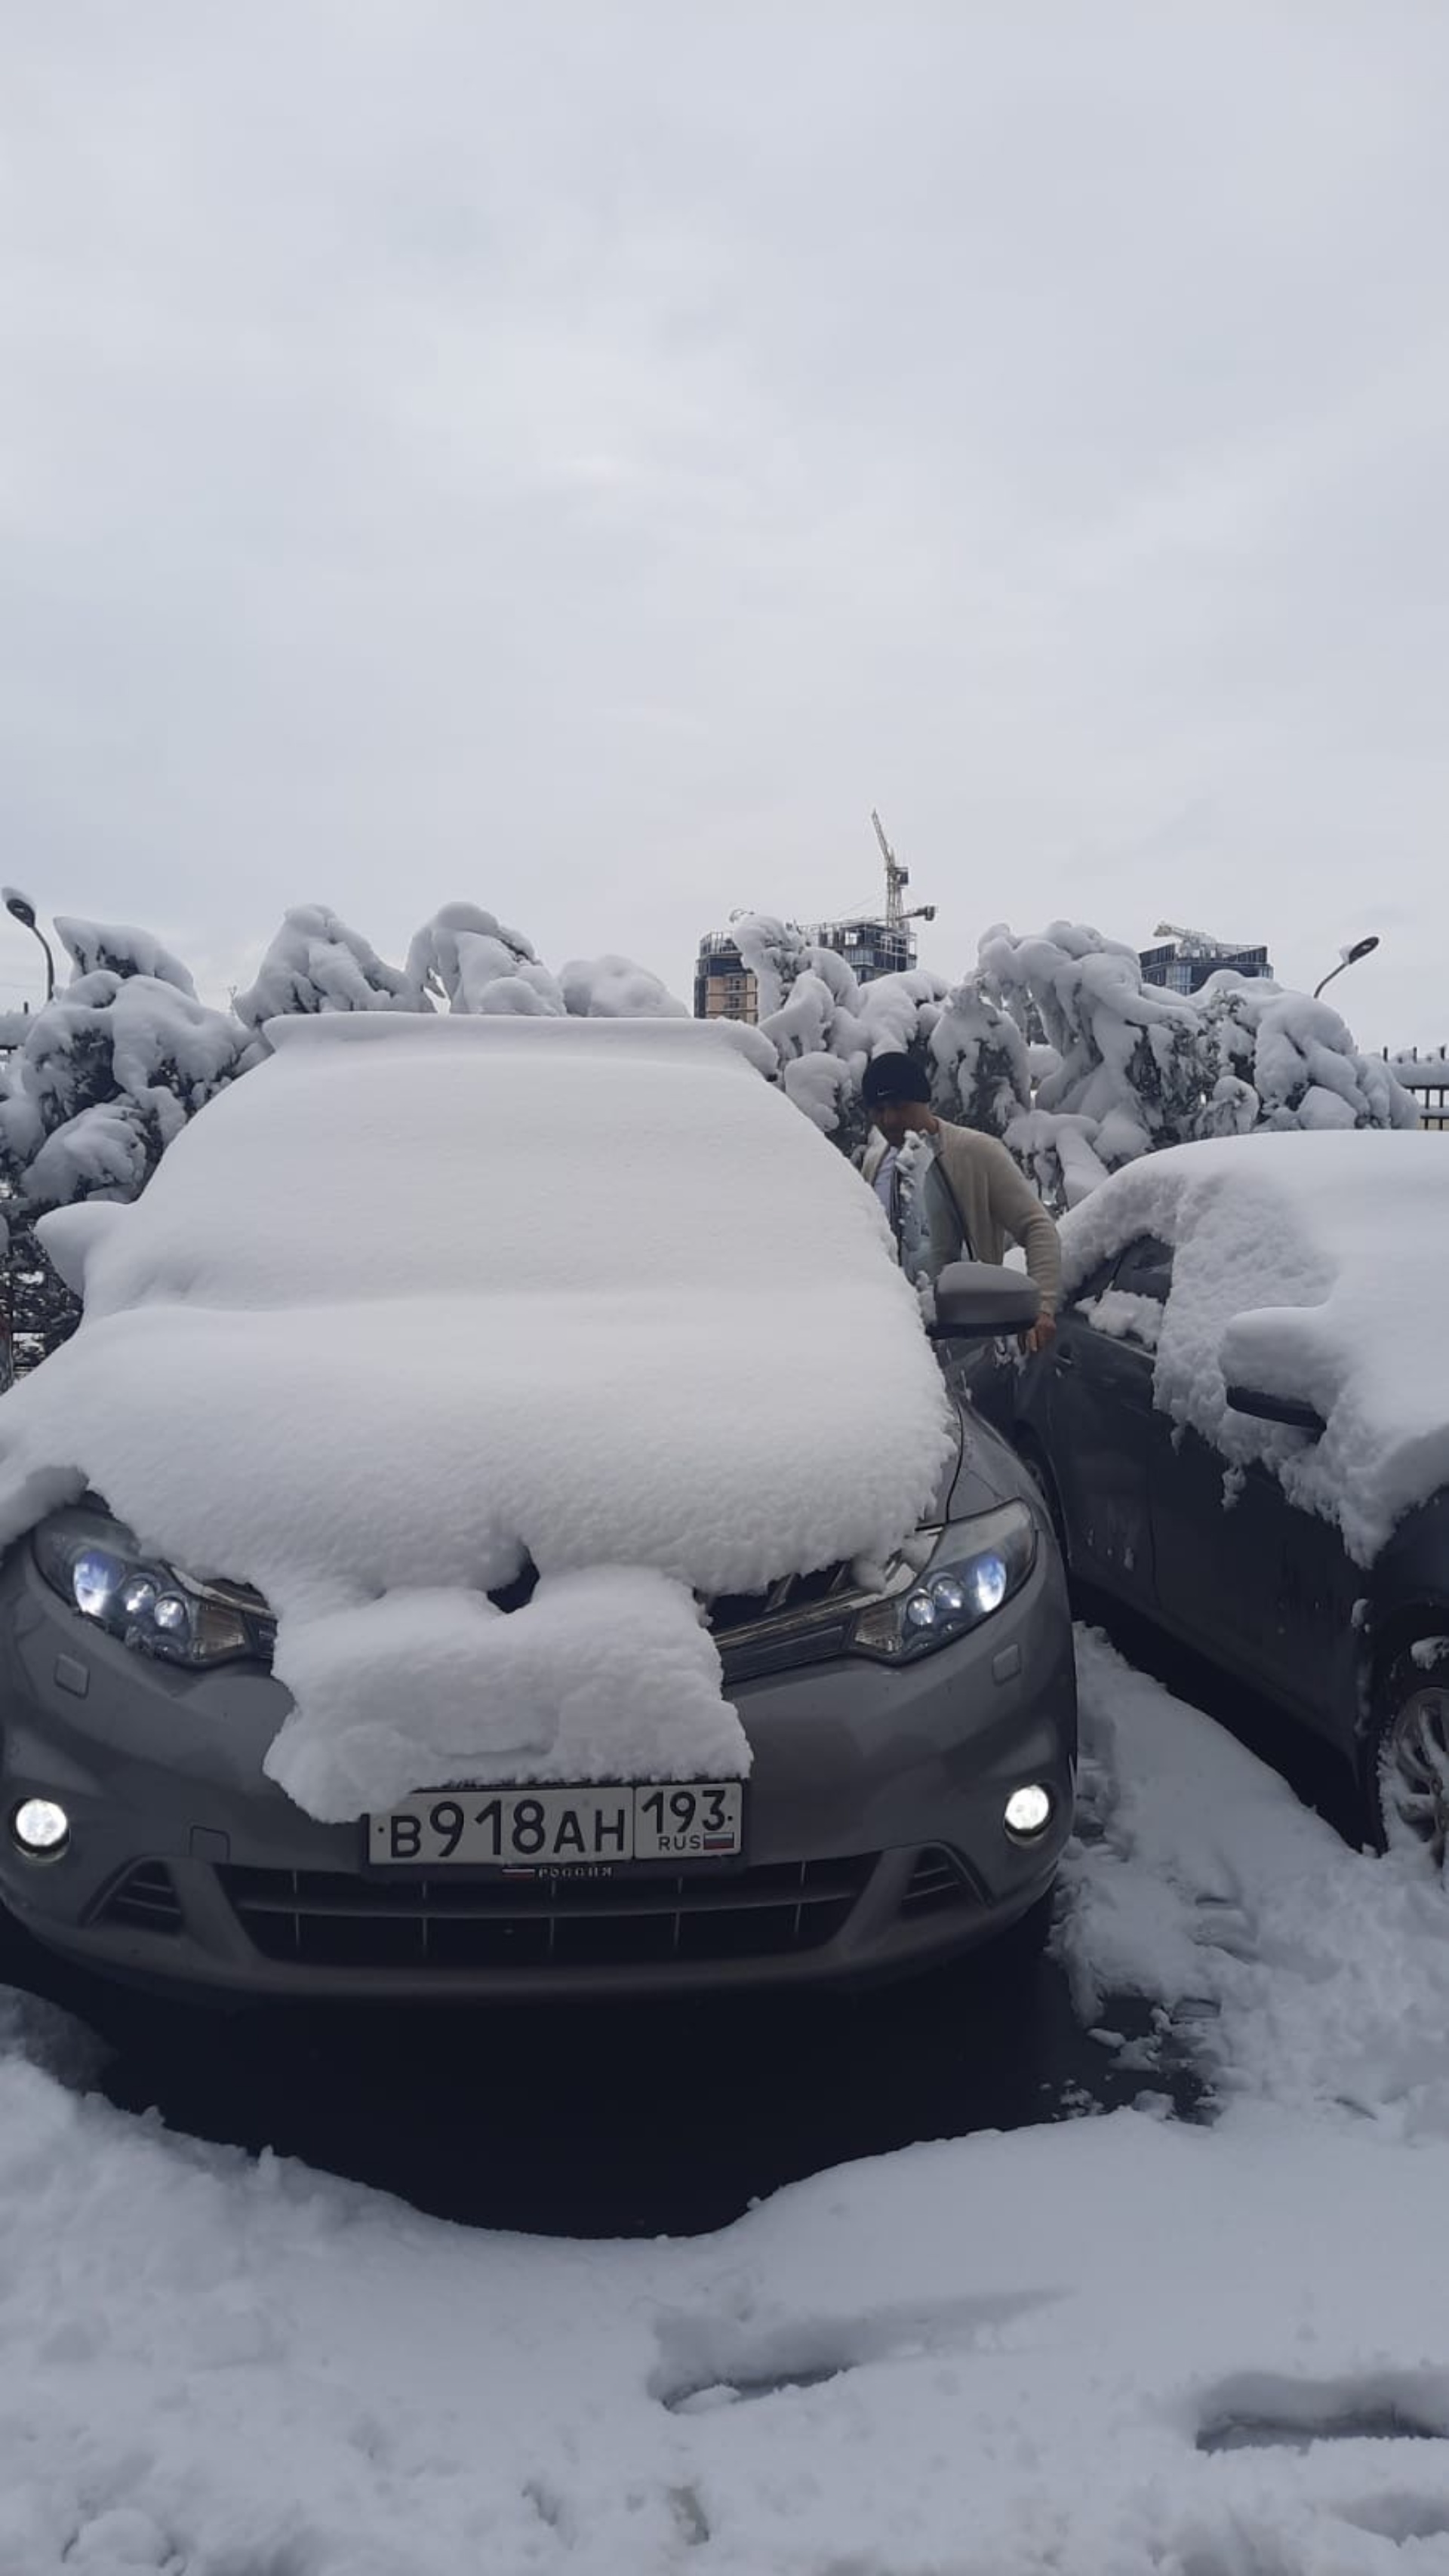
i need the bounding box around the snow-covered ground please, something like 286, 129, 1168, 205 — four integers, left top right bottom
5, 1636, 1449, 2574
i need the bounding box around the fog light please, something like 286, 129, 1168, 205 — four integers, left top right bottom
12, 1798, 69, 1857
1004, 1784, 1053, 1839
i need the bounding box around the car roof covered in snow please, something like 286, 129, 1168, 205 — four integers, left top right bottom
1058, 1129, 1449, 1564
45, 1011, 874, 1311
0, 1014, 954, 1817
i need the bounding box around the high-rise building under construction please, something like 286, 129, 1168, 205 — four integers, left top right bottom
694, 812, 934, 1024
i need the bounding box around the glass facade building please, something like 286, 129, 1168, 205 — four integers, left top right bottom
1139, 941, 1272, 995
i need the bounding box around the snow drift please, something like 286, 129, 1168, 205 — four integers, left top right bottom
1060, 1128, 1449, 1562
0, 1016, 952, 1818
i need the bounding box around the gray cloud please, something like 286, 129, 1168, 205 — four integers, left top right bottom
1, 2, 1444, 1047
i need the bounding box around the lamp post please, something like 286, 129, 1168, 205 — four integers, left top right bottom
2, 889, 55, 1005
1314, 934, 1380, 1004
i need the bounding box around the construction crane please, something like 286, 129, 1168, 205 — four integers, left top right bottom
1153, 919, 1250, 962
871, 810, 937, 934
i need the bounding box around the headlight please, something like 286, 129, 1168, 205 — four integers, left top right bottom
848, 1503, 1037, 1663
34, 1509, 274, 1668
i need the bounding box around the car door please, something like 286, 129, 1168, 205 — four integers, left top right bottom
1150, 1415, 1359, 1733
1041, 1235, 1170, 1610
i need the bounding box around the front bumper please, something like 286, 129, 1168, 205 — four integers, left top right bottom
0, 1537, 1077, 2003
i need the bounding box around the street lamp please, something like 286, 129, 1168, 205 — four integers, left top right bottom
1314, 934, 1380, 1003
2, 888, 55, 1005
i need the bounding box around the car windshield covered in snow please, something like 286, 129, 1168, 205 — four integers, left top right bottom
0, 1016, 955, 1817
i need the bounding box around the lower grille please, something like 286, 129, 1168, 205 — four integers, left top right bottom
900, 1846, 977, 1917
219, 1856, 876, 1972
95, 1863, 185, 1936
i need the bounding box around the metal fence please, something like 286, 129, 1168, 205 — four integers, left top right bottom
1386, 1048, 1449, 1131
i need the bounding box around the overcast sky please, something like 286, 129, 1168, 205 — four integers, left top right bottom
2, 3, 1444, 1048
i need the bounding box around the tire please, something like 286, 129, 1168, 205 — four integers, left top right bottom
1368, 1647, 1449, 1861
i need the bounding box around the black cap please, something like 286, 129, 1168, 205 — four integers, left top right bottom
861, 1051, 931, 1107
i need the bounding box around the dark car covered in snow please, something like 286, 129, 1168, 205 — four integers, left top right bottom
968, 1131, 1449, 1857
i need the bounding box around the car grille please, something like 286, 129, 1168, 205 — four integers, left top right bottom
708, 1562, 854, 1630
899, 1846, 978, 1916
218, 1855, 877, 1972
94, 1862, 185, 1935
709, 1562, 868, 1683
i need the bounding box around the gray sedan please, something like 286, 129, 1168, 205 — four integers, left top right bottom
0, 1293, 1075, 2006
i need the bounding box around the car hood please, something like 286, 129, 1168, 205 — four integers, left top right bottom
944, 1407, 1022, 1523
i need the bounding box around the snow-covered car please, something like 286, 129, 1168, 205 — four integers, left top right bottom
971, 1130, 1449, 1854
0, 1015, 1075, 2003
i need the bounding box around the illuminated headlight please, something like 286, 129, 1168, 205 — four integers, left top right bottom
33, 1510, 273, 1669
848, 1503, 1037, 1663
12, 1797, 69, 1857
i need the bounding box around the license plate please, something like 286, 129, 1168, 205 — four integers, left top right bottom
367, 1783, 746, 1870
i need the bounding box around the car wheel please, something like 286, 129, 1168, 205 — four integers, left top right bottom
1370, 1649, 1449, 1863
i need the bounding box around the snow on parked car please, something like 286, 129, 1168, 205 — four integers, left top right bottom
1057, 1128, 1449, 1563
973, 1128, 1449, 1856
0, 1016, 954, 1815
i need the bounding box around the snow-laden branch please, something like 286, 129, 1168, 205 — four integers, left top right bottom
0, 900, 1415, 1303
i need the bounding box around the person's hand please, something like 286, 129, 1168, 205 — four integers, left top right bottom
1021, 1312, 1057, 1357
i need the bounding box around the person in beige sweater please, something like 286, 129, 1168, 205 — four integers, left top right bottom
859, 1051, 1061, 1353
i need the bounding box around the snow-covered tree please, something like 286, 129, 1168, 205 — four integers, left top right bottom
928, 980, 1033, 1137
0, 920, 248, 1364
557, 956, 689, 1017
235, 905, 420, 1028
730, 913, 818, 1021
406, 908, 691, 1023
0, 924, 246, 1215
54, 916, 198, 994
974, 925, 1208, 1203
967, 925, 1418, 1204
0, 1212, 75, 1373
728, 912, 956, 1156
1195, 971, 1417, 1134
406, 903, 566, 1016
0, 888, 1417, 1384
729, 909, 1416, 1208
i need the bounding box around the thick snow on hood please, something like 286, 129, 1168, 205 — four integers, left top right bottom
0, 1016, 952, 1817
1059, 1129, 1449, 1563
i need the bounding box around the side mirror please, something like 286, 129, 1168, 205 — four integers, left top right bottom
1224, 1383, 1327, 1439
931, 1260, 1041, 1342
